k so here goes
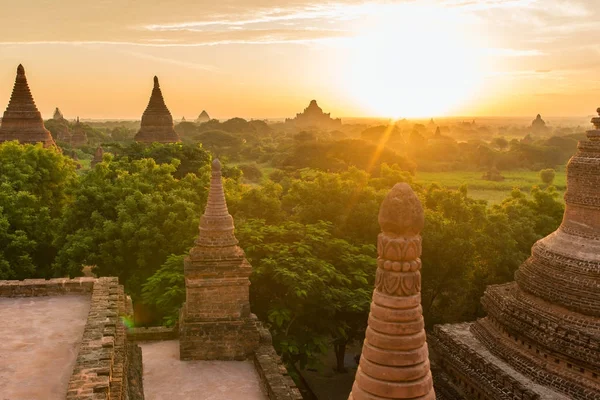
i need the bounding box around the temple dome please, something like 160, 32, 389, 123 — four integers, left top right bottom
134, 76, 180, 144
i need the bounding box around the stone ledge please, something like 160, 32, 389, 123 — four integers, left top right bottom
0, 277, 96, 297
127, 326, 178, 342
253, 325, 303, 400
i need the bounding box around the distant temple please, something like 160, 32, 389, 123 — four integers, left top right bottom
285, 100, 341, 130
53, 107, 65, 121
430, 108, 600, 399
196, 110, 210, 124
531, 113, 548, 133
0, 65, 55, 148
91, 145, 103, 168
70, 117, 87, 148
134, 76, 180, 144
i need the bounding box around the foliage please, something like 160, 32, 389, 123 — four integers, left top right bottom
539, 168, 556, 186
53, 156, 208, 299
237, 219, 375, 368
142, 254, 186, 326
0, 142, 78, 279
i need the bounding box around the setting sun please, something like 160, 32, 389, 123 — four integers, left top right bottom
342, 3, 484, 118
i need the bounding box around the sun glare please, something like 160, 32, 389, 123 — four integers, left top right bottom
344, 4, 483, 118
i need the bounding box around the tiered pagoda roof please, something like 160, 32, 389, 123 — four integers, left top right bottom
134, 76, 180, 144
431, 109, 600, 399
0, 65, 55, 148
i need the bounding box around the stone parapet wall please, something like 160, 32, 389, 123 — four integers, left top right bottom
65, 277, 144, 400
253, 325, 303, 400
0, 277, 96, 297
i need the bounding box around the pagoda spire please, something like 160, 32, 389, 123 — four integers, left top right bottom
349, 183, 435, 400
179, 158, 260, 360
134, 75, 180, 144
0, 64, 55, 148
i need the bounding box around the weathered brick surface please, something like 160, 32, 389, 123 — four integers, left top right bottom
65, 277, 144, 400
253, 325, 303, 400
0, 277, 96, 297
134, 76, 180, 144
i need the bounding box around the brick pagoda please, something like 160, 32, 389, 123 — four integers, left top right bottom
134, 76, 180, 144
91, 145, 104, 168
0, 64, 55, 148
349, 183, 435, 400
179, 158, 259, 360
430, 109, 600, 399
70, 117, 87, 147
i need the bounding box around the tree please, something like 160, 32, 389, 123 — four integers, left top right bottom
53, 157, 208, 300
0, 142, 78, 279
237, 219, 375, 370
142, 254, 186, 326
539, 168, 556, 186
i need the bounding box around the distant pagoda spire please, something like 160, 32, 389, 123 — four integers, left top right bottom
349, 183, 435, 400
134, 76, 180, 144
0, 64, 55, 148
70, 116, 87, 148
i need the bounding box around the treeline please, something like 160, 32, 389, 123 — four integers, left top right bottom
0, 140, 564, 371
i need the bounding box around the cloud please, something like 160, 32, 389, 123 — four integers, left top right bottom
485, 48, 545, 57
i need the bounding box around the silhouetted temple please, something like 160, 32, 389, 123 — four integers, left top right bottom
91, 146, 104, 168
134, 76, 180, 144
531, 113, 548, 133
53, 107, 65, 121
0, 65, 55, 148
196, 110, 210, 124
431, 108, 600, 399
285, 100, 341, 130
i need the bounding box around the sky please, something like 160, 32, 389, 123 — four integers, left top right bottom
0, 0, 599, 120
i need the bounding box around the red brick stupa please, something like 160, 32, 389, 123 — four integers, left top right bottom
0, 65, 55, 148
349, 183, 435, 400
179, 158, 259, 360
431, 109, 600, 399
134, 76, 180, 144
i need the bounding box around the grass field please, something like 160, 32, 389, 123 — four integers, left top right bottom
415, 167, 567, 205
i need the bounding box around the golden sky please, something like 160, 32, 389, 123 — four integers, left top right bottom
0, 0, 599, 119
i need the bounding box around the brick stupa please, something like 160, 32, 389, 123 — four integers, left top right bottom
70, 117, 87, 148
0, 65, 55, 148
349, 183, 435, 400
431, 109, 600, 399
134, 76, 180, 144
179, 158, 259, 360
91, 145, 104, 168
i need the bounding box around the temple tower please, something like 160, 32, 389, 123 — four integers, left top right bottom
431, 109, 600, 399
0, 65, 55, 148
349, 183, 435, 400
179, 159, 259, 360
134, 76, 180, 144
70, 117, 87, 147
91, 146, 104, 168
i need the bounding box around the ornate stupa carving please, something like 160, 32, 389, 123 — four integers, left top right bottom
285, 99, 342, 130
0, 65, 55, 148
70, 117, 87, 148
196, 110, 210, 124
179, 159, 259, 360
134, 76, 180, 144
430, 108, 600, 399
91, 146, 104, 168
349, 183, 435, 400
